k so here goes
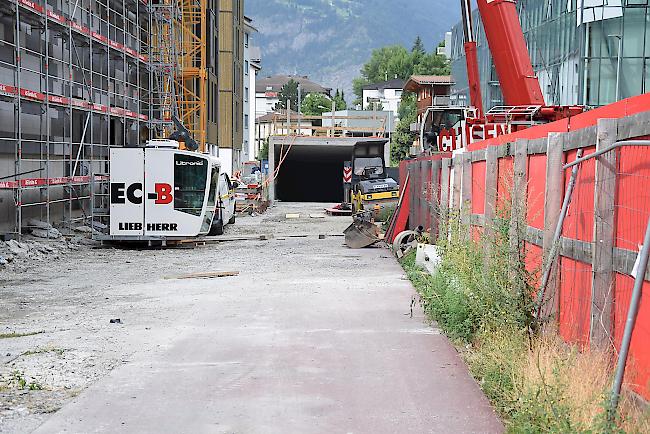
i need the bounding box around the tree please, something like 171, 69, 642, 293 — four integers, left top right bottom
333, 89, 347, 110
258, 138, 269, 160
274, 79, 299, 111
301, 93, 333, 116
352, 37, 450, 105
390, 93, 417, 164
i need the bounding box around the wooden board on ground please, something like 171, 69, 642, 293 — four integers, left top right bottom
325, 207, 352, 216
285, 213, 300, 219
167, 271, 239, 280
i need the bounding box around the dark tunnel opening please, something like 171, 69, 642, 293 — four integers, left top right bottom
275, 145, 352, 203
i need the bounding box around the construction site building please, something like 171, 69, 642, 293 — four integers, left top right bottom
0, 0, 245, 236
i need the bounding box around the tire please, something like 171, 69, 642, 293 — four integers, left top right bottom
208, 219, 224, 236
228, 214, 236, 225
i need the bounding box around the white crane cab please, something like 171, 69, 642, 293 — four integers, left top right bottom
105, 143, 222, 241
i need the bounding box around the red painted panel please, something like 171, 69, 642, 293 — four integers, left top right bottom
526, 242, 543, 288
527, 154, 547, 229
615, 144, 650, 251
558, 257, 592, 347
613, 273, 650, 400
496, 156, 513, 212
562, 147, 596, 242
472, 160, 486, 215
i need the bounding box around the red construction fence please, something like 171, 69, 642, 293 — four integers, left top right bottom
402, 93, 650, 401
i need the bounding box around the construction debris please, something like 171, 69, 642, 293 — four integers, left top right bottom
286, 213, 300, 219
109, 319, 122, 324
27, 219, 62, 239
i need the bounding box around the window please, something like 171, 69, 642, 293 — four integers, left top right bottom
245, 61, 249, 75
244, 86, 249, 102
244, 114, 249, 128
245, 32, 249, 48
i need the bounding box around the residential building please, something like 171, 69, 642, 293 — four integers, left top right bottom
248, 46, 262, 159
243, 16, 261, 163
448, 1, 650, 110
360, 79, 405, 119
209, 0, 244, 176
255, 75, 331, 117
403, 75, 454, 127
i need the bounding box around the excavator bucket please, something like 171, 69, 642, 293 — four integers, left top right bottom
344, 219, 380, 249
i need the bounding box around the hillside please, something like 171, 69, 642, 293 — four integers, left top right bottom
245, 0, 459, 98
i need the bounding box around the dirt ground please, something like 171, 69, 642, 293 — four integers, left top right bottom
0, 203, 349, 433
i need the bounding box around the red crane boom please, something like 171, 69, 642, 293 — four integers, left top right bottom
476, 0, 545, 106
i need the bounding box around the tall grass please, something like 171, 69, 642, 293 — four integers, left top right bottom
401, 202, 650, 432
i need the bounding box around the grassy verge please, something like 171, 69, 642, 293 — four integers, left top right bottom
401, 228, 650, 432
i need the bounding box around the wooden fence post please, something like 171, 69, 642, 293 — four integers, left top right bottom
590, 118, 618, 347
541, 133, 565, 320
511, 139, 529, 263
440, 158, 451, 241
452, 155, 462, 212
430, 160, 442, 240
461, 152, 472, 238
484, 146, 498, 241
408, 163, 417, 230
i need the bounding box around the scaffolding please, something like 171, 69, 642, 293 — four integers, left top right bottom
0, 0, 184, 238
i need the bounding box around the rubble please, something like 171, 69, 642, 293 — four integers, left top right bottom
26, 219, 62, 239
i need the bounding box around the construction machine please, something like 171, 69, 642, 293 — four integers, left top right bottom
95, 119, 231, 243
349, 140, 399, 219
344, 140, 399, 248
419, 0, 584, 154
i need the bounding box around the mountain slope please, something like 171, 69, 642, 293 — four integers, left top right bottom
245, 0, 459, 98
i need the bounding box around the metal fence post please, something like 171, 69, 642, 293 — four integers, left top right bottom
591, 118, 618, 348
610, 217, 650, 417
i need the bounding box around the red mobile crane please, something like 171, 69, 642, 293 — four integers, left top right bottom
420, 0, 585, 153
462, 0, 583, 123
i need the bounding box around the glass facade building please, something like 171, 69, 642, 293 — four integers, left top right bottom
449, 0, 650, 109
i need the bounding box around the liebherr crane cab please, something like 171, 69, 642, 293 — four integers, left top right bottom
103, 140, 222, 241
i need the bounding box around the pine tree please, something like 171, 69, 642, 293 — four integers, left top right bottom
412, 36, 425, 56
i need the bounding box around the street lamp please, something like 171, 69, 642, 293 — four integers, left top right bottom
608, 34, 622, 102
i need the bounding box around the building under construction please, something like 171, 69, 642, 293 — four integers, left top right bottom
0, 0, 243, 236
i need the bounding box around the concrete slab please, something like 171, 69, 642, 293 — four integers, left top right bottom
29, 203, 503, 434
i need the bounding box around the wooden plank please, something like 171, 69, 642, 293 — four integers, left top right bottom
617, 110, 650, 141
461, 152, 472, 234
562, 126, 597, 152
452, 155, 462, 212
510, 139, 529, 261
168, 271, 240, 280
430, 160, 442, 240
471, 149, 486, 162
590, 118, 618, 347
440, 158, 451, 241
484, 146, 498, 241
541, 133, 565, 318
527, 137, 548, 155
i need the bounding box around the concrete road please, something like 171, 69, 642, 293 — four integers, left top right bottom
29, 203, 502, 433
